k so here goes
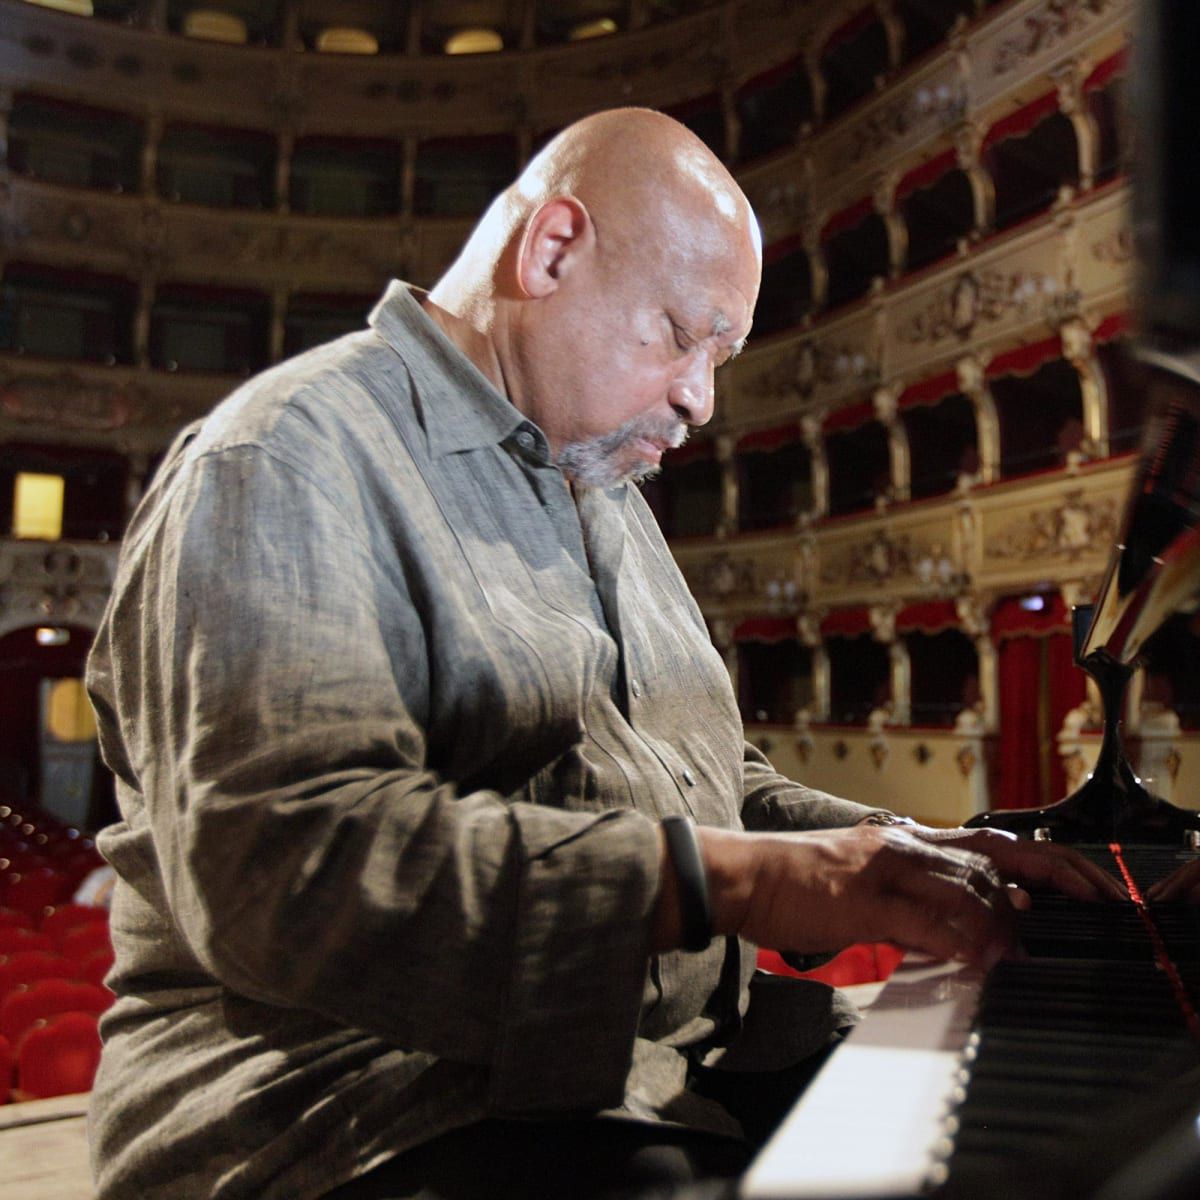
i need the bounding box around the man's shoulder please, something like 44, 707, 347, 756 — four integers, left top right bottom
193, 328, 412, 466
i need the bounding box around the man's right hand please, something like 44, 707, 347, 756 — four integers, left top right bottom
652, 824, 1017, 969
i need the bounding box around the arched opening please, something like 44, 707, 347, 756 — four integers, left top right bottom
0, 624, 114, 830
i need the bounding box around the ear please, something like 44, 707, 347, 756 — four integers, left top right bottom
515, 197, 593, 299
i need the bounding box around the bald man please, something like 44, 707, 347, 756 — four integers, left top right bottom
86, 110, 1120, 1200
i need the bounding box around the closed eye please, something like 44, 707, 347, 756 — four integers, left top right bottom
670, 321, 694, 355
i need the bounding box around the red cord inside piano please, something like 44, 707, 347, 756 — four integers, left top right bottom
1108, 841, 1200, 1041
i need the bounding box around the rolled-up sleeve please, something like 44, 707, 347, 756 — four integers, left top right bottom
104, 440, 660, 1114
740, 742, 888, 831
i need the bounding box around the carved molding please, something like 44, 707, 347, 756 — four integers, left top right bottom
988, 0, 1127, 80
896, 266, 1079, 347
0, 541, 117, 636
0, 359, 221, 448
987, 488, 1118, 564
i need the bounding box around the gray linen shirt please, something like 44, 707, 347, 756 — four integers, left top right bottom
85, 283, 882, 1200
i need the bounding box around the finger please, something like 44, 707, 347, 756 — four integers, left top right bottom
881, 848, 1016, 966
882, 890, 1011, 970
1147, 862, 1200, 903
1006, 882, 1032, 912
936, 829, 1127, 902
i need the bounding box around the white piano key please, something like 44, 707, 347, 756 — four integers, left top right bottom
742, 957, 984, 1199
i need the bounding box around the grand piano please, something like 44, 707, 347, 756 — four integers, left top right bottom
743, 6, 1200, 1197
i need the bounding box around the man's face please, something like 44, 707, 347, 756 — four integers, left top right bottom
514, 213, 759, 489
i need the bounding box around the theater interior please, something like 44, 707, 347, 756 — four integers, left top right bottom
4, 0, 1200, 1195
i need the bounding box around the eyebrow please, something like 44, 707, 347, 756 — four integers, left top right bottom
709, 313, 747, 357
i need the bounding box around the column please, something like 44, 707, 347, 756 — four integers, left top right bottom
280, 0, 301, 50
134, 278, 155, 369
142, 0, 168, 32
124, 449, 151, 525
715, 433, 737, 538
401, 136, 417, 217
405, 0, 424, 55
275, 130, 293, 213
140, 111, 164, 198
270, 287, 289, 364
518, 0, 536, 50
874, 384, 906, 505
0, 88, 12, 171
957, 355, 999, 485
1061, 318, 1107, 459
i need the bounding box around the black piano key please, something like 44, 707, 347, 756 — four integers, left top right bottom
926, 843, 1200, 1200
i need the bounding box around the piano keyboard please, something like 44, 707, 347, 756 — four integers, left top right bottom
742, 845, 1200, 1200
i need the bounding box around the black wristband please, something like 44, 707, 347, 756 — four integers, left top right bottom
660, 815, 714, 953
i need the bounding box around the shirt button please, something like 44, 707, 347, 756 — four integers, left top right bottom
630, 679, 641, 699
515, 430, 535, 451
681, 768, 696, 787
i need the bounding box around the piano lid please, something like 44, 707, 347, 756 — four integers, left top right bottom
1081, 354, 1200, 668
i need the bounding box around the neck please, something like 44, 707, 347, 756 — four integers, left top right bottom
420, 293, 507, 398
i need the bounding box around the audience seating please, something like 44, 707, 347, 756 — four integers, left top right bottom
0, 979, 112, 1045
0, 926, 54, 954
757, 942, 906, 987
15, 1011, 102, 1101
0, 951, 77, 995
0, 805, 114, 1105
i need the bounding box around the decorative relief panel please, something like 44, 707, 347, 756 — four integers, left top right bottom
0, 0, 817, 138
0, 178, 438, 290
974, 458, 1131, 590
985, 486, 1119, 564
885, 206, 1079, 378
894, 263, 1076, 350
0, 360, 221, 448
533, 16, 724, 119
726, 183, 1130, 430
740, 158, 812, 248
815, 508, 959, 607
673, 535, 800, 613
729, 306, 879, 429
820, 54, 966, 188
1071, 184, 1133, 311
970, 0, 1131, 111
0, 541, 118, 637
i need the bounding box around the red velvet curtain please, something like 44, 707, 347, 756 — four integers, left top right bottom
996, 636, 1042, 810
993, 597, 1087, 809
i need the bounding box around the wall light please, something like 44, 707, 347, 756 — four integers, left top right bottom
183, 8, 248, 44
569, 18, 618, 40
316, 26, 379, 54
445, 27, 503, 55
23, 0, 94, 14
36, 627, 70, 647
13, 473, 64, 541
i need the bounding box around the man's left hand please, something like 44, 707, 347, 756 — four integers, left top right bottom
909, 826, 1128, 904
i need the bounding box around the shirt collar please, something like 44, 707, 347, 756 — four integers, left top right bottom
369, 280, 535, 460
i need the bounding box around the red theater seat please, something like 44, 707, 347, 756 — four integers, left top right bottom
0, 927, 54, 955
76, 948, 115, 988
757, 942, 905, 987
41, 904, 108, 945
0, 1034, 11, 1103
2, 867, 69, 917
0, 909, 34, 931
16, 1011, 102, 1099
0, 951, 76, 999
58, 921, 111, 962
0, 978, 112, 1044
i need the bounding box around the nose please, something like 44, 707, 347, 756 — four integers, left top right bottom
670, 353, 715, 427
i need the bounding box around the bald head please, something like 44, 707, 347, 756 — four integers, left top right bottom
425, 108, 761, 485
515, 108, 761, 265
